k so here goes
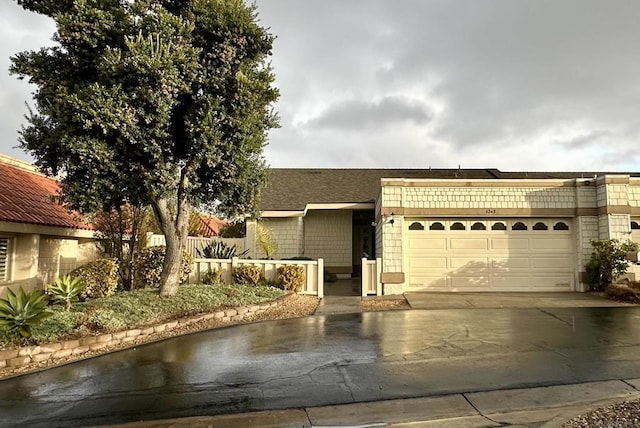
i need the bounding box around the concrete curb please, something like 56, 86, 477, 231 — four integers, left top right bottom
111, 379, 640, 427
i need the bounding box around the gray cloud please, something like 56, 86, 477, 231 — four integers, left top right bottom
303, 96, 433, 132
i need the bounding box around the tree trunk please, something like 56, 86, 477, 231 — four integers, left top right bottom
151, 196, 191, 297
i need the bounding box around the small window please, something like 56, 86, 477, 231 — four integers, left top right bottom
471, 222, 486, 230
533, 222, 548, 231
450, 222, 466, 230
409, 222, 424, 231
632, 221, 640, 230
512, 222, 527, 231
491, 222, 507, 231
0, 237, 9, 282
553, 222, 569, 231
429, 222, 445, 231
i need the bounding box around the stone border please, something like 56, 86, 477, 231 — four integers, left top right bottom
0, 293, 295, 376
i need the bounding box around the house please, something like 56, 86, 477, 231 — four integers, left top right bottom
246, 168, 640, 294
0, 154, 99, 296
191, 214, 227, 237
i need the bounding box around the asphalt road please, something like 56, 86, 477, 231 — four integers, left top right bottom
2, 307, 640, 427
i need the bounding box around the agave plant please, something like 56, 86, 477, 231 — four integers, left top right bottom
48, 275, 86, 311
0, 287, 52, 339
197, 241, 249, 259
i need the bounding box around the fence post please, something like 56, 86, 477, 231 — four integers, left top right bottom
375, 257, 383, 296
317, 258, 324, 298
361, 258, 368, 297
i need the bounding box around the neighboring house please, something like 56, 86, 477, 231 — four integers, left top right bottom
191, 214, 227, 237
0, 154, 99, 296
247, 168, 640, 294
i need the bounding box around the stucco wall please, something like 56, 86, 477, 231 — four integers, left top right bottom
303, 210, 351, 270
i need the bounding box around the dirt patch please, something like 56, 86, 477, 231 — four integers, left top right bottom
0, 294, 320, 379
362, 298, 410, 312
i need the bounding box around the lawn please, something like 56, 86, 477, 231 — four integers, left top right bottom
0, 284, 287, 348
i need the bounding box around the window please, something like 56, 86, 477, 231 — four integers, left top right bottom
429, 222, 445, 230
0, 238, 9, 282
450, 222, 466, 230
632, 221, 640, 230
471, 222, 486, 230
491, 222, 507, 231
409, 222, 424, 231
512, 222, 527, 231
553, 222, 569, 231
533, 222, 548, 231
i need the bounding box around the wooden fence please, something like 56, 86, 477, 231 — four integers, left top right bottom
361, 257, 382, 296
190, 257, 324, 297
147, 234, 246, 258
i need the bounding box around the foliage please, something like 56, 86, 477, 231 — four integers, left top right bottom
605, 284, 640, 303
586, 239, 639, 291
324, 271, 338, 283
71, 259, 120, 299
232, 265, 263, 285
93, 204, 150, 290
133, 246, 194, 289
277, 265, 305, 293
256, 222, 278, 258
13, 285, 286, 345
202, 269, 222, 285
47, 275, 86, 311
12, 0, 279, 296
0, 287, 51, 339
197, 240, 248, 259
219, 220, 246, 238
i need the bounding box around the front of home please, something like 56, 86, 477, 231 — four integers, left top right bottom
0, 154, 99, 296
247, 168, 640, 295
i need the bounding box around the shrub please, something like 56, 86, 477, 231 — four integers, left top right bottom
71, 258, 119, 299
586, 239, 639, 291
605, 284, 640, 303
133, 246, 194, 288
48, 275, 86, 311
0, 287, 52, 339
277, 265, 305, 292
202, 269, 222, 285
232, 265, 263, 285
197, 241, 248, 259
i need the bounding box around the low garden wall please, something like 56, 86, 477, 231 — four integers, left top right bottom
0, 293, 295, 374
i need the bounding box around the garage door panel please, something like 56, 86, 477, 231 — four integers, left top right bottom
450, 276, 490, 290
450, 257, 489, 271
529, 276, 572, 290
408, 257, 447, 269
492, 257, 530, 269
450, 238, 488, 250
491, 238, 529, 250
530, 238, 572, 251
408, 238, 447, 250
407, 276, 450, 290
530, 257, 572, 269
491, 276, 531, 289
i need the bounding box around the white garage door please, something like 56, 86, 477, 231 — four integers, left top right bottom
405, 219, 575, 292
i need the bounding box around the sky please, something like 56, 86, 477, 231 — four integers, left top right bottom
1, 0, 640, 172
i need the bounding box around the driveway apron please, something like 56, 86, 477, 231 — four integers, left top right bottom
3, 307, 640, 426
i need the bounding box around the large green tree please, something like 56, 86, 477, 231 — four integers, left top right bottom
11, 0, 279, 296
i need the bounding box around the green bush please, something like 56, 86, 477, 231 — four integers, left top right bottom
202, 269, 222, 285
0, 287, 52, 339
232, 265, 263, 285
71, 258, 119, 299
586, 239, 639, 291
277, 265, 305, 292
133, 246, 194, 288
48, 275, 86, 311
197, 241, 248, 259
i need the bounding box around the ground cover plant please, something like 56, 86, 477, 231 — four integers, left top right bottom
0, 284, 286, 348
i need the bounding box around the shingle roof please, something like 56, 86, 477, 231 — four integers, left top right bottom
0, 158, 90, 230
259, 168, 640, 211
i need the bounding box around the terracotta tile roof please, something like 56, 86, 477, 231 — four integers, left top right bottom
0, 158, 91, 230
260, 168, 640, 212
192, 215, 227, 237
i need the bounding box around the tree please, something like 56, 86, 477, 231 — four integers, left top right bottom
11, 0, 279, 296
586, 239, 639, 291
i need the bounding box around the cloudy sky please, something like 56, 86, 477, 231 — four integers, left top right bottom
1, 0, 639, 172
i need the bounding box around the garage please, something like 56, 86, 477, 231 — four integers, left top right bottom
405, 218, 575, 292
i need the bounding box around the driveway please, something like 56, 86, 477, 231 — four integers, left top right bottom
404, 291, 634, 309
3, 304, 640, 426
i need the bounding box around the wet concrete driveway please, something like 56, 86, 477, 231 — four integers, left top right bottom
3, 307, 640, 426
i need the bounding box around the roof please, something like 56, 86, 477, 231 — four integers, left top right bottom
259, 168, 640, 212
0, 155, 91, 230
192, 215, 227, 237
